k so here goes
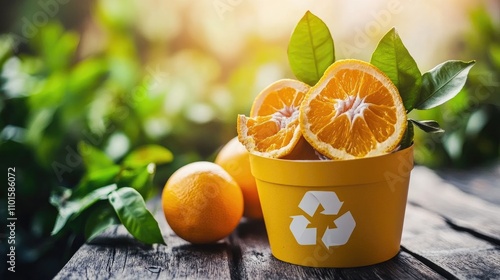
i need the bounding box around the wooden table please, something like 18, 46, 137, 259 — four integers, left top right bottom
55, 165, 500, 279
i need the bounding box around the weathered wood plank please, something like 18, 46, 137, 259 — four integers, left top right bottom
54, 203, 233, 280
55, 166, 500, 279
402, 203, 500, 280
232, 219, 445, 280
437, 162, 500, 205
409, 166, 500, 242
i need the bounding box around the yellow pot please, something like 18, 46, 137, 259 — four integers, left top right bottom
249, 146, 413, 267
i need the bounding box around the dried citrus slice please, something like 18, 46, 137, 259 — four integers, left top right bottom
237, 79, 311, 158
299, 59, 407, 159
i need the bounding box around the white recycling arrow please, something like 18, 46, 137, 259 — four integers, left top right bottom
290, 215, 316, 245
321, 211, 356, 248
298, 191, 343, 216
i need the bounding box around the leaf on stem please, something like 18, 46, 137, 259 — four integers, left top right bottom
72, 166, 121, 198
415, 60, 475, 110
84, 204, 119, 241
51, 184, 118, 236
116, 163, 156, 199
108, 187, 165, 245
371, 28, 422, 111
288, 11, 334, 86
410, 119, 445, 133
78, 141, 116, 173
122, 145, 173, 168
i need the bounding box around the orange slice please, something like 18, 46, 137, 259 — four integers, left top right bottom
299, 59, 407, 159
237, 79, 310, 158
250, 79, 309, 117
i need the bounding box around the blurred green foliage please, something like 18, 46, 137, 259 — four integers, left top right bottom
411, 6, 500, 168
0, 1, 284, 278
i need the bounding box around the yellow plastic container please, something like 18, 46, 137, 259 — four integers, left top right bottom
250, 146, 413, 267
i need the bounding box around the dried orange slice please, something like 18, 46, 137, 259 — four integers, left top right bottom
300, 59, 407, 159
237, 79, 310, 158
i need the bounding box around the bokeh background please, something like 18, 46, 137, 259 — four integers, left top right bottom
0, 0, 499, 278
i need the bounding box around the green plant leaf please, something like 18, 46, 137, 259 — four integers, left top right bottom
288, 11, 334, 86
108, 187, 165, 245
398, 120, 414, 150
489, 43, 500, 69
410, 119, 444, 133
72, 166, 122, 198
122, 145, 173, 168
51, 184, 117, 236
116, 164, 155, 199
34, 23, 79, 71
370, 28, 422, 111
415, 60, 476, 110
78, 141, 116, 173
84, 204, 119, 241
68, 58, 108, 95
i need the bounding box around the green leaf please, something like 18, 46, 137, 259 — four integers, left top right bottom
410, 119, 444, 133
68, 58, 108, 95
122, 145, 173, 168
398, 120, 414, 150
288, 11, 334, 86
415, 60, 475, 110
78, 141, 116, 173
116, 164, 156, 199
35, 23, 79, 71
108, 187, 165, 245
489, 43, 500, 69
0, 35, 14, 65
84, 204, 119, 241
51, 184, 118, 235
72, 166, 122, 198
370, 28, 422, 111
470, 7, 495, 39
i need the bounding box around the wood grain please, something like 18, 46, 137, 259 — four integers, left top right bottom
54, 166, 500, 279
437, 162, 500, 205
54, 203, 232, 280
402, 203, 500, 280
409, 167, 500, 243
232, 219, 445, 280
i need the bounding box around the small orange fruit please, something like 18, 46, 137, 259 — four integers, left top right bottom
237, 79, 314, 159
300, 59, 407, 159
162, 161, 243, 244
215, 137, 263, 219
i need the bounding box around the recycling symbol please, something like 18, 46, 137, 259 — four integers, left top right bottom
290, 191, 356, 248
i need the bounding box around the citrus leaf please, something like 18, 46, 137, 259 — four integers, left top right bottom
415, 60, 475, 110
108, 187, 165, 245
122, 145, 173, 168
489, 43, 500, 69
51, 184, 117, 235
288, 11, 334, 86
398, 120, 414, 150
410, 119, 444, 133
68, 58, 108, 95
78, 141, 116, 173
84, 204, 119, 241
116, 164, 156, 199
72, 166, 121, 198
371, 28, 422, 111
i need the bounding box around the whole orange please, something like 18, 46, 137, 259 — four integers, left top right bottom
215, 137, 263, 219
162, 161, 243, 244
